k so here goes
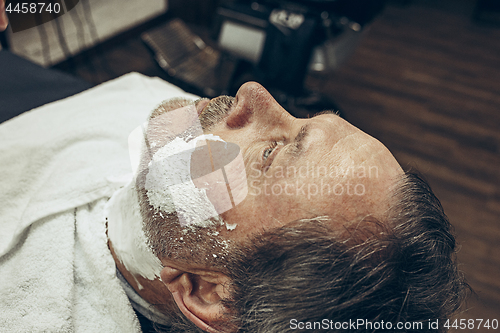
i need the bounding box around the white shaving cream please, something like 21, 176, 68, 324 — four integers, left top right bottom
225, 223, 237, 230
105, 179, 164, 288
145, 134, 225, 228
105, 110, 242, 284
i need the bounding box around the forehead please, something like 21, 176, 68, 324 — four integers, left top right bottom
262, 114, 403, 224
297, 114, 390, 165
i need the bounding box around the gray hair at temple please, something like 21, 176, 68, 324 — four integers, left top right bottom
149, 171, 469, 333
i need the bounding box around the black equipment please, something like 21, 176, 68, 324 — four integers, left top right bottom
214, 0, 385, 96
143, 0, 385, 116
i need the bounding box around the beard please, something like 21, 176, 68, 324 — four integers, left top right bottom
137, 95, 237, 271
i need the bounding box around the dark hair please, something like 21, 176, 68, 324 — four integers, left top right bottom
155, 172, 469, 333
220, 172, 469, 332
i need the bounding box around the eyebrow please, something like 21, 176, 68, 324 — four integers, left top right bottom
287, 111, 337, 157
290, 124, 311, 157
295, 111, 337, 146
295, 124, 309, 145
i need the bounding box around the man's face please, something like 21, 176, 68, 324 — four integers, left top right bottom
197, 82, 403, 242
143, 82, 403, 267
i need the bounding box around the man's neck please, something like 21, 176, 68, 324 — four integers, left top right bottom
108, 239, 176, 316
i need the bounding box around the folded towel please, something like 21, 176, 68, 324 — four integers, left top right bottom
0, 73, 197, 332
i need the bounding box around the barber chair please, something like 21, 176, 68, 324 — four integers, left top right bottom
143, 0, 385, 117
213, 0, 385, 116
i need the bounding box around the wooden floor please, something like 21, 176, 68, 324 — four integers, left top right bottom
56, 0, 500, 330
307, 1, 500, 330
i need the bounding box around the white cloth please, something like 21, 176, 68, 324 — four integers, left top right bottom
0, 73, 198, 332
116, 269, 171, 326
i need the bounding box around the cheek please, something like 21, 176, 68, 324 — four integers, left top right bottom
252, 177, 309, 222
218, 193, 263, 230
219, 184, 289, 236
263, 175, 347, 220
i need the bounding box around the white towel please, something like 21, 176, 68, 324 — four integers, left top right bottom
0, 73, 198, 332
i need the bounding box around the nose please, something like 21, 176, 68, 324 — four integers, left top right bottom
226, 82, 291, 128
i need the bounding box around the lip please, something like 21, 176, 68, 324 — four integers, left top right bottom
195, 98, 210, 116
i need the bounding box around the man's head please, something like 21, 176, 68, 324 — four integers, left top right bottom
135, 83, 467, 332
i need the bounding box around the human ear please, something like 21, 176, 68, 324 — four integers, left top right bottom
160, 266, 232, 332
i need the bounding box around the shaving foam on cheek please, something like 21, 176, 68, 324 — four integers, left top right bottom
105, 180, 164, 288
145, 134, 226, 228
